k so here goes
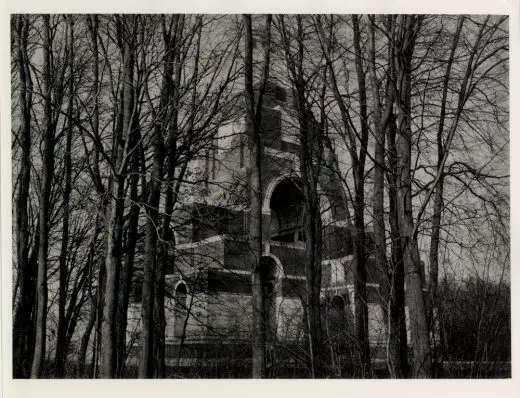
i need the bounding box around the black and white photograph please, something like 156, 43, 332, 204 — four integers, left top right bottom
3, 4, 514, 390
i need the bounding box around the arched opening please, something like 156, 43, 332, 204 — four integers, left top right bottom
174, 283, 188, 338
269, 179, 305, 243
262, 172, 334, 227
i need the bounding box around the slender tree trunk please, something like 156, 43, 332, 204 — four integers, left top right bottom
352, 198, 369, 375
115, 161, 139, 378
368, 15, 407, 378
428, 17, 464, 376
92, 253, 106, 378
100, 15, 135, 378
243, 14, 271, 378
83, 14, 106, 380
393, 15, 432, 378
367, 16, 388, 321
100, 181, 124, 378
152, 15, 185, 378
279, 14, 326, 377
55, 16, 74, 378
100, 162, 127, 379
139, 89, 164, 380
315, 15, 370, 375
26, 224, 40, 372
244, 14, 264, 378
115, 59, 143, 376
387, 113, 409, 378
77, 246, 101, 379
76, 214, 101, 378
77, 298, 97, 378
153, 247, 167, 379
351, 14, 371, 376
31, 14, 54, 378
13, 14, 35, 379
428, 176, 443, 374
300, 133, 326, 377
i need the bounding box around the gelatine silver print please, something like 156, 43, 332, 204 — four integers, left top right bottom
7, 12, 510, 382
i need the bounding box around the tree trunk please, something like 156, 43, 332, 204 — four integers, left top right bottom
279, 14, 326, 377
139, 94, 164, 380
100, 14, 135, 378
243, 14, 265, 379
368, 15, 408, 378
115, 71, 143, 376
315, 15, 370, 375
31, 14, 54, 378
100, 178, 125, 378
83, 14, 106, 380
427, 17, 464, 376
300, 140, 326, 378
115, 162, 139, 378
75, 214, 101, 378
393, 15, 432, 378
13, 14, 35, 379
55, 15, 74, 378
428, 176, 443, 373
92, 253, 106, 378
152, 15, 185, 378
77, 295, 97, 378
350, 15, 372, 376
387, 114, 409, 378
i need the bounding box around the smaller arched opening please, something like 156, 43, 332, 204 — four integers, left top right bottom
174, 282, 188, 338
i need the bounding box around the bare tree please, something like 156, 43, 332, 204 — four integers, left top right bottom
100, 14, 138, 378
314, 14, 371, 375
391, 14, 432, 378
243, 13, 274, 378
365, 15, 407, 377
31, 15, 58, 378
10, 13, 509, 380
277, 14, 328, 377
54, 15, 75, 377
12, 14, 35, 379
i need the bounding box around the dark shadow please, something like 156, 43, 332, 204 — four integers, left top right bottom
269, 179, 305, 243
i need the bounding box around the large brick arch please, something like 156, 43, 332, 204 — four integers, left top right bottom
261, 172, 334, 224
